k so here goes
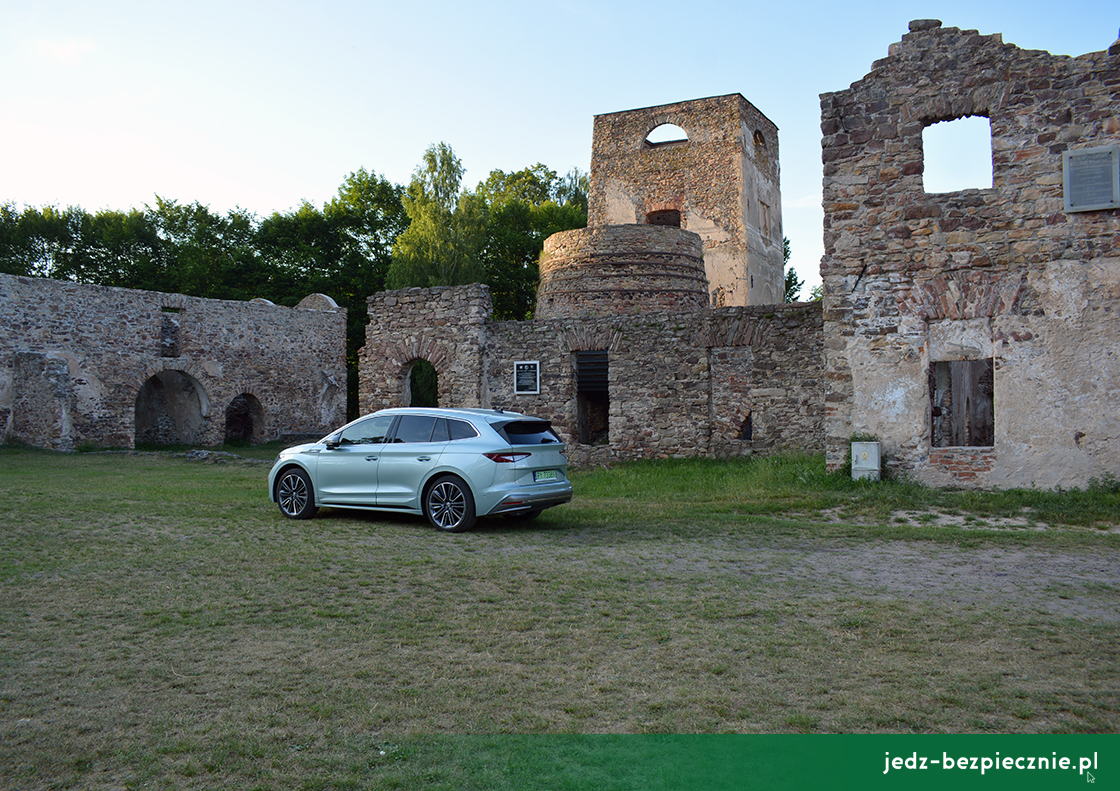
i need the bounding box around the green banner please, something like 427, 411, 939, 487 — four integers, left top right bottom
377, 734, 1113, 790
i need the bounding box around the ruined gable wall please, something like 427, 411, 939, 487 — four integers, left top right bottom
588, 95, 785, 306
820, 20, 1120, 488
0, 273, 347, 450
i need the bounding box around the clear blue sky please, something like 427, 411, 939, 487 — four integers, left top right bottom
2, 1, 1117, 291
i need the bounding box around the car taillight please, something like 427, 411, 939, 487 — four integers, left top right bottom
484, 452, 531, 463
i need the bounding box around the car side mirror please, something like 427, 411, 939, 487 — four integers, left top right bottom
324, 437, 341, 450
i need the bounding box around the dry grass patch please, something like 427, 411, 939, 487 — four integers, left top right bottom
1, 447, 1117, 788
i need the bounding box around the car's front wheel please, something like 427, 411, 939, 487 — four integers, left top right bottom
424, 475, 476, 532
276, 467, 318, 519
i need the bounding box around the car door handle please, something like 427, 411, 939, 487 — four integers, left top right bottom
417, 456, 432, 462
365, 456, 378, 461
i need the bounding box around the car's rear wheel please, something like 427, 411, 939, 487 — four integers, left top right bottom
276, 468, 318, 519
424, 475, 476, 532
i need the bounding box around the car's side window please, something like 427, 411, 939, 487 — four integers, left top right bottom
338, 414, 394, 445
448, 419, 478, 441
393, 415, 438, 443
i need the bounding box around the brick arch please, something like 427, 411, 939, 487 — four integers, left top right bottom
383, 337, 457, 373
224, 391, 265, 443
560, 327, 623, 354
898, 271, 1025, 321
699, 313, 773, 348
135, 360, 211, 416
133, 365, 210, 447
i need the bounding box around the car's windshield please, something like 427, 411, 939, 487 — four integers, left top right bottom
335, 414, 394, 445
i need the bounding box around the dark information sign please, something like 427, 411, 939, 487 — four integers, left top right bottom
514, 361, 540, 395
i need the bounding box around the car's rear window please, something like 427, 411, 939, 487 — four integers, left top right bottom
449, 419, 478, 441
495, 420, 560, 445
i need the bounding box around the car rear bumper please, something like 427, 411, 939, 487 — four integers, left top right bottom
484, 484, 573, 515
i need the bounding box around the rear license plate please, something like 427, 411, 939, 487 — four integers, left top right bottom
534, 469, 558, 482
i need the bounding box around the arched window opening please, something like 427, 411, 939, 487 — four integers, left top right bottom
922, 116, 993, 193
646, 209, 681, 227
753, 130, 766, 148
224, 393, 263, 445
645, 123, 688, 147
407, 359, 440, 407
135, 370, 208, 448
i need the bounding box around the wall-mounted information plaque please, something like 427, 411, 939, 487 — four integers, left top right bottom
1063, 145, 1120, 212
513, 361, 540, 395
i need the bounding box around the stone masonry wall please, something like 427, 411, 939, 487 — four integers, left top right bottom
1, 273, 347, 450
588, 95, 785, 306
820, 20, 1120, 488
537, 225, 708, 319
359, 284, 823, 466
358, 285, 491, 414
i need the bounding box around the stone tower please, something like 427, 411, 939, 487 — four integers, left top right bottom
588, 94, 784, 306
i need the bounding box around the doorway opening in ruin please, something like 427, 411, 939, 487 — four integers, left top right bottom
738, 411, 753, 441
929, 359, 994, 447
647, 209, 681, 227
575, 350, 609, 445
224, 393, 263, 445
134, 370, 208, 447
645, 123, 687, 147
922, 116, 993, 193
406, 359, 440, 407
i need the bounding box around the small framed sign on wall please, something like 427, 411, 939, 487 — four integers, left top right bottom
513, 361, 540, 395
1063, 145, 1120, 212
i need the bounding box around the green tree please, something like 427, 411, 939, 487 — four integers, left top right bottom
475, 164, 588, 319
387, 143, 488, 289
0, 204, 88, 279
147, 197, 265, 300
782, 236, 804, 303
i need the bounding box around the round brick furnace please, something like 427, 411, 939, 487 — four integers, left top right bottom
536, 225, 708, 319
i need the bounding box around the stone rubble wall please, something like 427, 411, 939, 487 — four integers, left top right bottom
1, 273, 347, 450
820, 20, 1120, 488
359, 284, 824, 466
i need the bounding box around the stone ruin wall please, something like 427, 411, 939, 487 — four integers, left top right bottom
360, 284, 824, 467
588, 95, 785, 307
1, 273, 348, 451
820, 20, 1120, 488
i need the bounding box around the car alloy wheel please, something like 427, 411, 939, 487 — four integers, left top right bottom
425, 475, 476, 532
277, 468, 318, 519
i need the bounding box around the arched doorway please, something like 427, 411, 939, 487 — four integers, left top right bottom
134, 370, 208, 447
224, 393, 263, 445
406, 359, 439, 407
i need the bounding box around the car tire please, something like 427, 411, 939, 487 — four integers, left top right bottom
424, 475, 476, 532
276, 467, 318, 519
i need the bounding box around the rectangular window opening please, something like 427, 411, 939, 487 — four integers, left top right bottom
922, 116, 993, 193
930, 359, 994, 447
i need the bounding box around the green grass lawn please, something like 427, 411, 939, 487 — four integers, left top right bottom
1, 447, 1117, 789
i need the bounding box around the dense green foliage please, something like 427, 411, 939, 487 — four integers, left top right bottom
1, 148, 588, 416
389, 146, 588, 320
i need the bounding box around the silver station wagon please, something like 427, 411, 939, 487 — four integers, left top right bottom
268, 407, 572, 532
